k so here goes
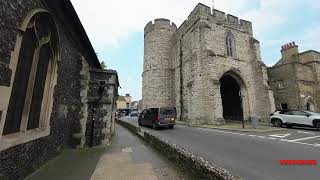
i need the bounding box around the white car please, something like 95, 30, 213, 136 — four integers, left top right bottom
270, 110, 320, 130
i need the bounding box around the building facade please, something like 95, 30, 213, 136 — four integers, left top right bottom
142, 3, 275, 125
267, 42, 320, 112
0, 0, 119, 179
116, 94, 132, 109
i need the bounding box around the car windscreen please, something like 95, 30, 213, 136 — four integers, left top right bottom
160, 107, 176, 115
149, 108, 159, 115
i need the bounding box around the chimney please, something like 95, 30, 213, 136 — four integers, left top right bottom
281, 41, 299, 59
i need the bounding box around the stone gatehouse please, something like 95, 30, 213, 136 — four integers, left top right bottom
267, 42, 320, 112
142, 3, 275, 125
0, 0, 119, 179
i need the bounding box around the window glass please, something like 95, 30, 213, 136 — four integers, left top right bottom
225, 32, 235, 57
291, 111, 307, 116
278, 80, 284, 89
281, 103, 288, 110
282, 111, 291, 115
160, 107, 176, 115
149, 108, 158, 115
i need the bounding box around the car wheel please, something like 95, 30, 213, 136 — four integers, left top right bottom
138, 120, 142, 126
315, 122, 320, 131
272, 119, 283, 127
169, 125, 174, 129
152, 122, 159, 130
285, 124, 292, 128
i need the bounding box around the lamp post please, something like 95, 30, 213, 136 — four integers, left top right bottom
239, 91, 244, 129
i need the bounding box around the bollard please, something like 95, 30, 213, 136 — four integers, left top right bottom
251, 116, 258, 129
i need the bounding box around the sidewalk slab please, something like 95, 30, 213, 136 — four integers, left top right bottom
90, 124, 193, 180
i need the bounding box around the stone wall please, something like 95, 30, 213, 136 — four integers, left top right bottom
0, 1, 119, 179
142, 18, 177, 109
143, 3, 274, 125
268, 46, 320, 112
85, 69, 119, 147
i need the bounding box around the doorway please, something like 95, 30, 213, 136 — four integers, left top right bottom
220, 74, 243, 121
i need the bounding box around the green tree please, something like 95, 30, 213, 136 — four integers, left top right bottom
100, 61, 107, 69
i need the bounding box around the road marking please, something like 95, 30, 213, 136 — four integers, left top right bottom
121, 147, 133, 153
176, 125, 320, 148
290, 141, 319, 147
297, 131, 316, 135
269, 133, 291, 138
288, 136, 320, 142
196, 127, 247, 136
257, 136, 266, 139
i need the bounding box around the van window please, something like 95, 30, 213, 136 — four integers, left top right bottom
160, 107, 176, 115
149, 108, 159, 115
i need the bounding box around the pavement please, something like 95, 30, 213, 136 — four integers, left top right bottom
26, 147, 105, 180
123, 116, 320, 180
27, 124, 193, 180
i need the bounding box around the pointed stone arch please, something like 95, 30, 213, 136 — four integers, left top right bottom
305, 96, 316, 112
219, 69, 250, 121
0, 9, 59, 150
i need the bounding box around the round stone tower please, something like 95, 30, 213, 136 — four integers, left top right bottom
142, 18, 177, 109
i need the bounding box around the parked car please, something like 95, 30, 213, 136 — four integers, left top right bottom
270, 110, 320, 130
117, 108, 131, 116
130, 111, 139, 117
138, 107, 176, 129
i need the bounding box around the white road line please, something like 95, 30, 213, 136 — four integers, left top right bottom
269, 133, 291, 138
257, 136, 266, 139
290, 141, 319, 147
287, 135, 320, 142
194, 127, 247, 136
176, 125, 320, 148
297, 131, 316, 135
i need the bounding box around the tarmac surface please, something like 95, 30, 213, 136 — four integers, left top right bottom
124, 116, 320, 180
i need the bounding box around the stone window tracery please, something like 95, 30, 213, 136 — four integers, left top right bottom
1, 10, 59, 141
225, 31, 235, 57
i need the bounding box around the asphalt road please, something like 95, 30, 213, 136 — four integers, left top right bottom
123, 116, 320, 180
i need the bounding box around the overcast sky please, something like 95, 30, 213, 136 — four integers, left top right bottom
70, 0, 320, 101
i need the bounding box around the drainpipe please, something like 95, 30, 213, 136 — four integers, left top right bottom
179, 37, 184, 123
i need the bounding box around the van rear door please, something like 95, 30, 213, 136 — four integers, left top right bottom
160, 107, 176, 123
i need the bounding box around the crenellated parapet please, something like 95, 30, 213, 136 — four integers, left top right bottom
144, 18, 177, 36
176, 3, 253, 36
212, 9, 252, 34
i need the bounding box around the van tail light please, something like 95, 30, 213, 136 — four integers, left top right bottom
156, 114, 160, 121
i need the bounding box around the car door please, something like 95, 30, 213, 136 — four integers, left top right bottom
144, 109, 155, 126
139, 109, 147, 125
290, 111, 309, 125
279, 110, 292, 123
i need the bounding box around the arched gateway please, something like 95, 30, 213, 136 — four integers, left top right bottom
219, 71, 248, 121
